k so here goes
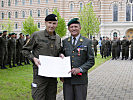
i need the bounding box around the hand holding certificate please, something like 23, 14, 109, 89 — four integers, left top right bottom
38, 55, 71, 77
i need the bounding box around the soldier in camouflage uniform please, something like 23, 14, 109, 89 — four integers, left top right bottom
22, 14, 61, 100
24, 34, 30, 64
92, 37, 98, 57
121, 36, 130, 60
8, 33, 17, 68
16, 33, 25, 66
111, 37, 118, 60
0, 32, 5, 69
101, 36, 108, 58
2, 31, 8, 69
130, 37, 133, 60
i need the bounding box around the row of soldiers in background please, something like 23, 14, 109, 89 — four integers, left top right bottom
92, 36, 133, 60
0, 31, 30, 69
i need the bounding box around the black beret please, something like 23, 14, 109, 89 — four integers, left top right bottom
0, 32, 2, 35
67, 18, 80, 26
103, 36, 105, 38
3, 30, 7, 33
123, 36, 126, 38
26, 34, 29, 36
45, 14, 58, 21
19, 33, 23, 35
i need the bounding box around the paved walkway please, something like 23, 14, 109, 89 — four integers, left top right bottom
56, 58, 133, 100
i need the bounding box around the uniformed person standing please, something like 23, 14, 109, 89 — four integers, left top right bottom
130, 37, 133, 60
60, 18, 95, 100
8, 33, 16, 68
2, 30, 8, 69
16, 33, 25, 66
22, 14, 61, 100
92, 37, 98, 57
121, 36, 129, 60
24, 34, 30, 64
117, 37, 121, 59
0, 32, 5, 69
106, 37, 111, 57
111, 37, 118, 60
101, 36, 107, 58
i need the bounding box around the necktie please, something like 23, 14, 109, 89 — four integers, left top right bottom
73, 37, 76, 47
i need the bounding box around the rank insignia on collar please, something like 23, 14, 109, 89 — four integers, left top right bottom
80, 38, 83, 42
68, 37, 71, 41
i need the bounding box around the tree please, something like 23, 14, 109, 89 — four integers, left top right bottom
1, 18, 14, 33
79, 1, 100, 38
52, 8, 67, 38
22, 16, 39, 35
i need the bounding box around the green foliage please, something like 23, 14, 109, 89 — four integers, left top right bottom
52, 8, 67, 38
1, 18, 14, 33
79, 1, 100, 38
22, 16, 39, 35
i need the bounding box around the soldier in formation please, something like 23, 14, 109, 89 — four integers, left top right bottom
92, 37, 98, 57
0, 31, 30, 69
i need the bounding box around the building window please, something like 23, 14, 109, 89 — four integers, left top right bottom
46, 0, 48, 4
30, 10, 32, 17
22, 0, 25, 5
54, 0, 57, 3
38, 0, 40, 4
1, 1, 4, 7
38, 22, 40, 28
15, 23, 18, 29
8, 0, 11, 6
79, 2, 83, 10
15, 0, 18, 6
15, 11, 18, 18
8, 12, 11, 18
2, 13, 4, 19
30, 0, 32, 5
38, 10, 40, 17
22, 11, 25, 18
70, 3, 74, 12
126, 4, 131, 21
46, 9, 49, 16
113, 4, 118, 21
129, 0, 133, 3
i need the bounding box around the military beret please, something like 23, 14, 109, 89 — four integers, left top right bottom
67, 18, 80, 26
11, 33, 15, 35
3, 30, 7, 33
26, 34, 29, 36
103, 36, 105, 38
45, 14, 58, 21
93, 36, 95, 38
123, 36, 126, 38
19, 33, 23, 35
0, 32, 2, 35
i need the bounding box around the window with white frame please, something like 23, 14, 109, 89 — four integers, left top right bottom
15, 23, 18, 29
22, 0, 25, 5
30, 0, 32, 5
70, 2, 74, 12
79, 2, 83, 10
113, 4, 118, 21
2, 12, 4, 19
22, 11, 25, 18
8, 0, 11, 6
126, 1, 133, 21
46, 9, 49, 16
15, 11, 18, 18
15, 0, 18, 6
38, 22, 40, 28
38, 0, 40, 4
8, 12, 11, 18
30, 10, 32, 17
38, 10, 40, 17
1, 1, 4, 7
46, 0, 48, 4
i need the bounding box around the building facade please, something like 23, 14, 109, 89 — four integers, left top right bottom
0, 0, 133, 40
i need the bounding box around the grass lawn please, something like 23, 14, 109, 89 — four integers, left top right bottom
0, 54, 111, 100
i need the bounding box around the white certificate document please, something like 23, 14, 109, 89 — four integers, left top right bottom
38, 55, 71, 77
